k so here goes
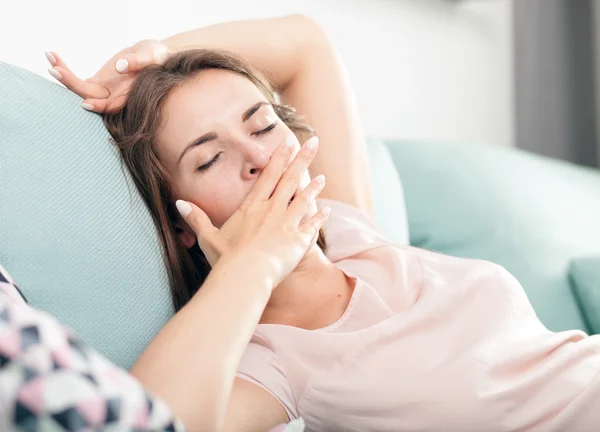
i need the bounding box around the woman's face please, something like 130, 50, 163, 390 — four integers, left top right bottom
155, 69, 312, 246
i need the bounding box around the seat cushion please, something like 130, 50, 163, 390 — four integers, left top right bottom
385, 139, 600, 333
0, 61, 409, 369
569, 257, 600, 334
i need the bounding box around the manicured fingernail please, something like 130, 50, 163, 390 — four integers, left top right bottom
314, 174, 325, 184
45, 51, 56, 66
176, 200, 192, 217
115, 59, 128, 73
305, 136, 319, 150
81, 103, 94, 111
48, 67, 62, 80
285, 135, 296, 148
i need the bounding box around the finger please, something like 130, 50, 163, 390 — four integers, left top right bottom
271, 136, 319, 207
80, 98, 105, 113
81, 92, 128, 114
46, 52, 110, 99
50, 51, 70, 69
46, 51, 71, 70
44, 51, 58, 67
50, 65, 109, 100
287, 174, 326, 225
299, 206, 331, 245
113, 52, 155, 74
175, 200, 217, 247
240, 135, 296, 208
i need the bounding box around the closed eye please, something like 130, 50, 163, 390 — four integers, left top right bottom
197, 123, 277, 172
197, 152, 222, 172
252, 123, 277, 136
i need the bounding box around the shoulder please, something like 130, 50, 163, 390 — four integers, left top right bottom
317, 198, 392, 263
237, 334, 298, 420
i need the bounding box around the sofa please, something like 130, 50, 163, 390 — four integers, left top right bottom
1, 60, 600, 374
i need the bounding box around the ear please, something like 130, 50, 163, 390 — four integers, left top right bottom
174, 222, 197, 249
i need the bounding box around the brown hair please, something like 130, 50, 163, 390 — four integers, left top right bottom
102, 48, 327, 311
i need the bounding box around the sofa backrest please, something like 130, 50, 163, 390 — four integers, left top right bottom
386, 139, 600, 333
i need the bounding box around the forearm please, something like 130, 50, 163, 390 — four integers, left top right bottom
130, 254, 273, 431
161, 14, 314, 91
280, 23, 374, 215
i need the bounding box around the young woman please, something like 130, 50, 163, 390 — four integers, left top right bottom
48, 14, 600, 432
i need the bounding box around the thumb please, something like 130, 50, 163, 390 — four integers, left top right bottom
114, 52, 154, 74
175, 199, 217, 243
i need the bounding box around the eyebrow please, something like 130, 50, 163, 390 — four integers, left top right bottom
177, 101, 270, 166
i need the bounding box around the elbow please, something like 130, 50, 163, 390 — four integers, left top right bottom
298, 14, 328, 37
285, 14, 330, 50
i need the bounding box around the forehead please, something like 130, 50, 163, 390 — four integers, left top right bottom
157, 69, 268, 155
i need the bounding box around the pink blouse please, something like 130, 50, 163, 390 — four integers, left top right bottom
237, 199, 600, 431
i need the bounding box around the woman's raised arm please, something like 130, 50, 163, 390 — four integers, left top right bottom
162, 15, 313, 93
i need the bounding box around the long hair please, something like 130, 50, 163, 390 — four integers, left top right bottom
102, 48, 327, 311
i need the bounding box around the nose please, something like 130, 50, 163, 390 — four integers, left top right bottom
239, 141, 272, 180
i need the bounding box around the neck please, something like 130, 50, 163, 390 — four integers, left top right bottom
260, 244, 343, 324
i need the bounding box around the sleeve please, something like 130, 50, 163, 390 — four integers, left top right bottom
236, 335, 297, 420
316, 198, 391, 263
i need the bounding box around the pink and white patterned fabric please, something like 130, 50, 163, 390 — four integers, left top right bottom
0, 263, 186, 431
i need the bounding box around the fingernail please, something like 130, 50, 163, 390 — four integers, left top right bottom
115, 59, 128, 73
48, 67, 62, 80
285, 135, 297, 148
44, 51, 56, 66
305, 136, 319, 150
81, 103, 94, 111
176, 200, 192, 217
314, 174, 325, 184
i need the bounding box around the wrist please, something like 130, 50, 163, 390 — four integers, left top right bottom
211, 250, 279, 294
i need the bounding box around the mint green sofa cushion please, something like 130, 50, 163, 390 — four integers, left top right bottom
0, 62, 173, 369
569, 257, 600, 334
0, 62, 409, 369
385, 140, 600, 333
368, 138, 409, 246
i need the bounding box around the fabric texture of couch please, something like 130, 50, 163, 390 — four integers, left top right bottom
569, 257, 600, 334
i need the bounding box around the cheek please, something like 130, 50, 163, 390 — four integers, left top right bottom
178, 176, 249, 228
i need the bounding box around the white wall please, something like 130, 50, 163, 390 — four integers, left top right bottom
2, 0, 514, 147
